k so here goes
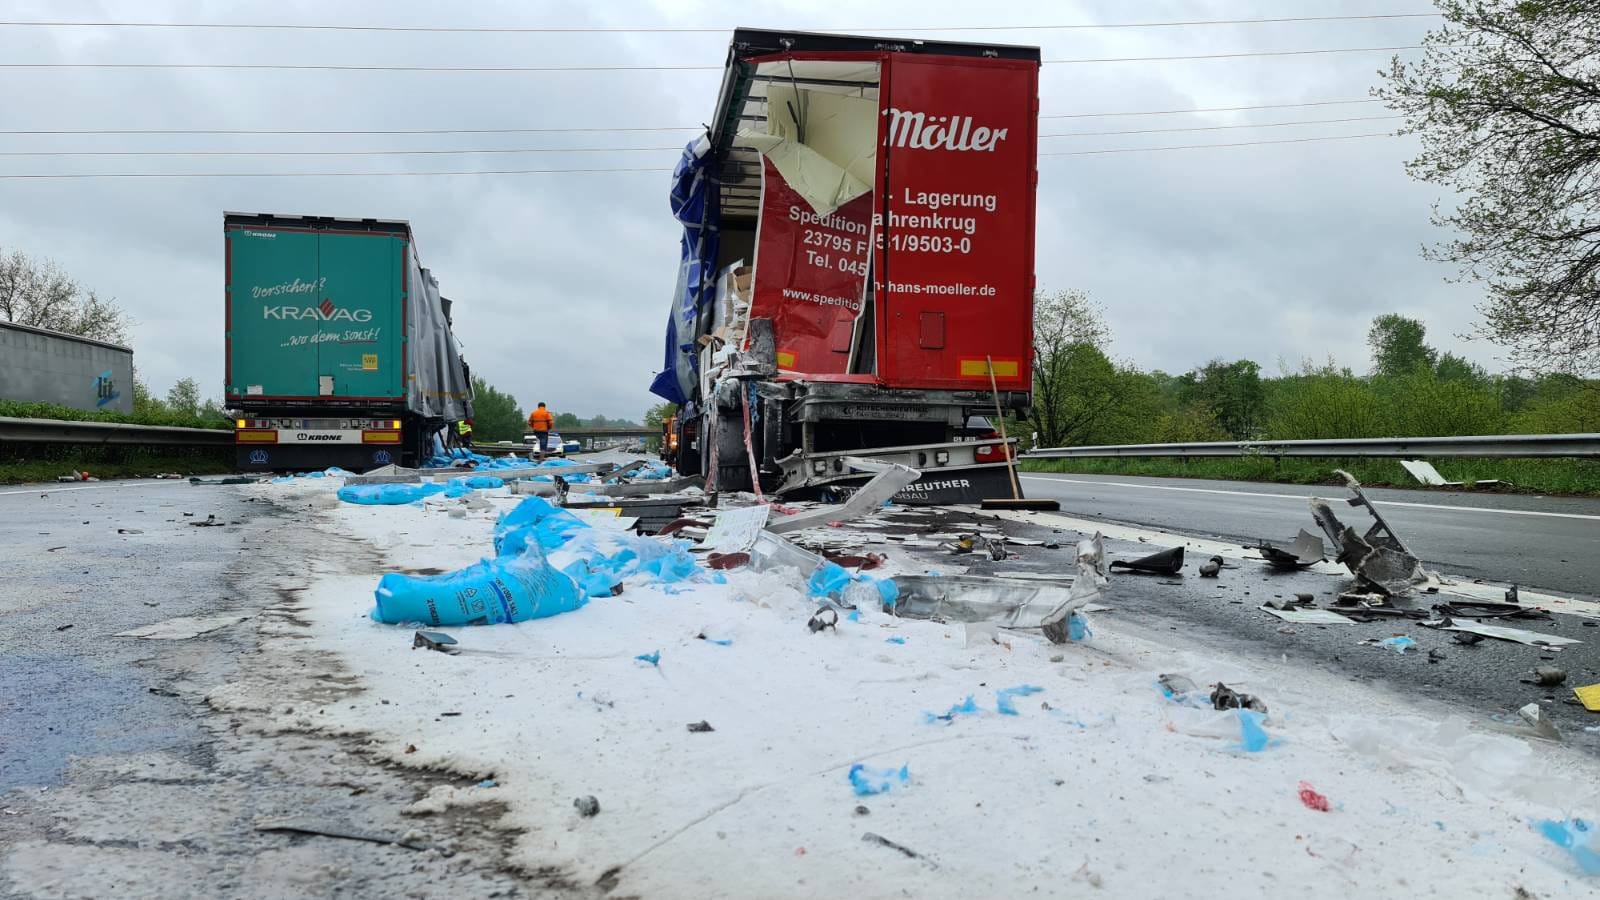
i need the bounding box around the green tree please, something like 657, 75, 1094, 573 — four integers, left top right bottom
1178, 360, 1264, 439
1029, 289, 1111, 447
1378, 0, 1600, 373
554, 412, 581, 429
644, 402, 676, 429
165, 377, 201, 416
1367, 314, 1438, 377
0, 245, 132, 342
132, 376, 167, 417
1433, 351, 1487, 383
469, 376, 526, 442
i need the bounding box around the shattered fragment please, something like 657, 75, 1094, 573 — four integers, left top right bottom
1198, 556, 1222, 578
1210, 682, 1268, 715
807, 607, 839, 633
412, 630, 459, 653
1109, 545, 1185, 576
1254, 530, 1327, 569
574, 795, 601, 817
1309, 471, 1428, 595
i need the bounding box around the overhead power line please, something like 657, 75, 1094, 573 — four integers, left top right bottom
1043, 98, 1382, 119
1043, 114, 1401, 138
0, 117, 1401, 155
0, 45, 1420, 73
0, 99, 1391, 137
0, 13, 1442, 34
0, 146, 684, 157
1040, 132, 1395, 157
0, 133, 1404, 178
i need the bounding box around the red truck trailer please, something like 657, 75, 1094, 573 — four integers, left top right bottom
649, 28, 1039, 503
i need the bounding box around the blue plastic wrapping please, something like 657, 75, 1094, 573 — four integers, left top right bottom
371, 547, 586, 626
494, 496, 591, 556
1380, 636, 1416, 654
1534, 818, 1600, 875
338, 483, 448, 505
848, 763, 910, 796
995, 684, 1045, 716
635, 650, 661, 667
1235, 709, 1271, 752
885, 636, 907, 645
1068, 612, 1092, 642
924, 696, 980, 725
650, 140, 719, 405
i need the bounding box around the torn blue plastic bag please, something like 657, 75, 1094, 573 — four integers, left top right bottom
1067, 612, 1092, 642
338, 482, 447, 505
996, 684, 1044, 716
635, 650, 661, 666
371, 546, 586, 626
848, 763, 909, 796
1534, 818, 1600, 875
1380, 636, 1416, 654
1234, 708, 1272, 752
451, 475, 505, 491
494, 495, 591, 555
924, 696, 980, 725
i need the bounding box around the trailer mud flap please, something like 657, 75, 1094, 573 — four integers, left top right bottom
792, 464, 1013, 506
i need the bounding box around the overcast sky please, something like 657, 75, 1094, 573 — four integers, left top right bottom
0, 0, 1478, 419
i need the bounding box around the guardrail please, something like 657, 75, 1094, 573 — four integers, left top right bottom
1025, 433, 1600, 460
0, 415, 232, 447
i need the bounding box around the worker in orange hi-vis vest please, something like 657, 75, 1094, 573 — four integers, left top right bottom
526, 402, 555, 457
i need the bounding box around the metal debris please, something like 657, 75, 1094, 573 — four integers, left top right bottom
1109, 545, 1185, 576
1517, 703, 1562, 742
1309, 471, 1428, 595
1254, 529, 1327, 569
862, 832, 937, 867
574, 795, 601, 817
890, 536, 1108, 642
1210, 682, 1268, 715
765, 460, 920, 534
687, 720, 716, 733
1198, 556, 1222, 578
413, 630, 459, 653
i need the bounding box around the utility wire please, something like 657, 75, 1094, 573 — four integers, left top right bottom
0, 13, 1444, 34
0, 146, 684, 157
0, 133, 1404, 178
0, 117, 1401, 154
0, 99, 1391, 136
1043, 98, 1383, 119
1043, 114, 1401, 138
0, 45, 1421, 73
1040, 132, 1395, 157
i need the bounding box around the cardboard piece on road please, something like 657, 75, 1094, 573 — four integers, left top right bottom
1260, 606, 1357, 625
766, 461, 921, 534
1573, 683, 1600, 712
704, 504, 773, 552
569, 508, 641, 531
1439, 619, 1582, 649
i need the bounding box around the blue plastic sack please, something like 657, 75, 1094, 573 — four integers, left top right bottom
494, 496, 590, 555
1380, 636, 1416, 654
996, 684, 1044, 716
1534, 818, 1600, 875
848, 763, 910, 796
371, 547, 586, 626
452, 475, 505, 490
1067, 612, 1092, 642
338, 482, 447, 505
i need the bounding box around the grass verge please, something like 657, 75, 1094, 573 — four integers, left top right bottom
1019, 456, 1600, 496
0, 446, 232, 485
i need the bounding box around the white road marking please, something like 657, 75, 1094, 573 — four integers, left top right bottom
0, 480, 188, 497
1018, 474, 1600, 522
979, 506, 1600, 619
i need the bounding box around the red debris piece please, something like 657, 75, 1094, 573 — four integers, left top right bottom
1297, 781, 1330, 812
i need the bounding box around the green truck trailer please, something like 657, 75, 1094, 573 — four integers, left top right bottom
224, 212, 473, 471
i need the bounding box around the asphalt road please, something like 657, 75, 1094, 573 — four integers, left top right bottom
1020, 472, 1600, 599
0, 480, 536, 899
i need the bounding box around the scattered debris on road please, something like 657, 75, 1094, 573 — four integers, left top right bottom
1198, 556, 1222, 578
574, 795, 601, 817
1310, 471, 1428, 595
1109, 545, 1184, 576
862, 832, 937, 867
1253, 529, 1326, 569
412, 630, 459, 653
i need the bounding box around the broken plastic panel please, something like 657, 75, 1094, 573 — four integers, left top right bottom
1254, 529, 1327, 569
766, 460, 921, 534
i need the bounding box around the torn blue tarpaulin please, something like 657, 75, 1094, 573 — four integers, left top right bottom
371, 545, 585, 626
649, 136, 719, 405
338, 482, 447, 505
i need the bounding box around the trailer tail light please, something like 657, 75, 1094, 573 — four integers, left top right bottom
391, 420, 402, 430
236, 429, 277, 443
974, 432, 1013, 462
363, 430, 402, 444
